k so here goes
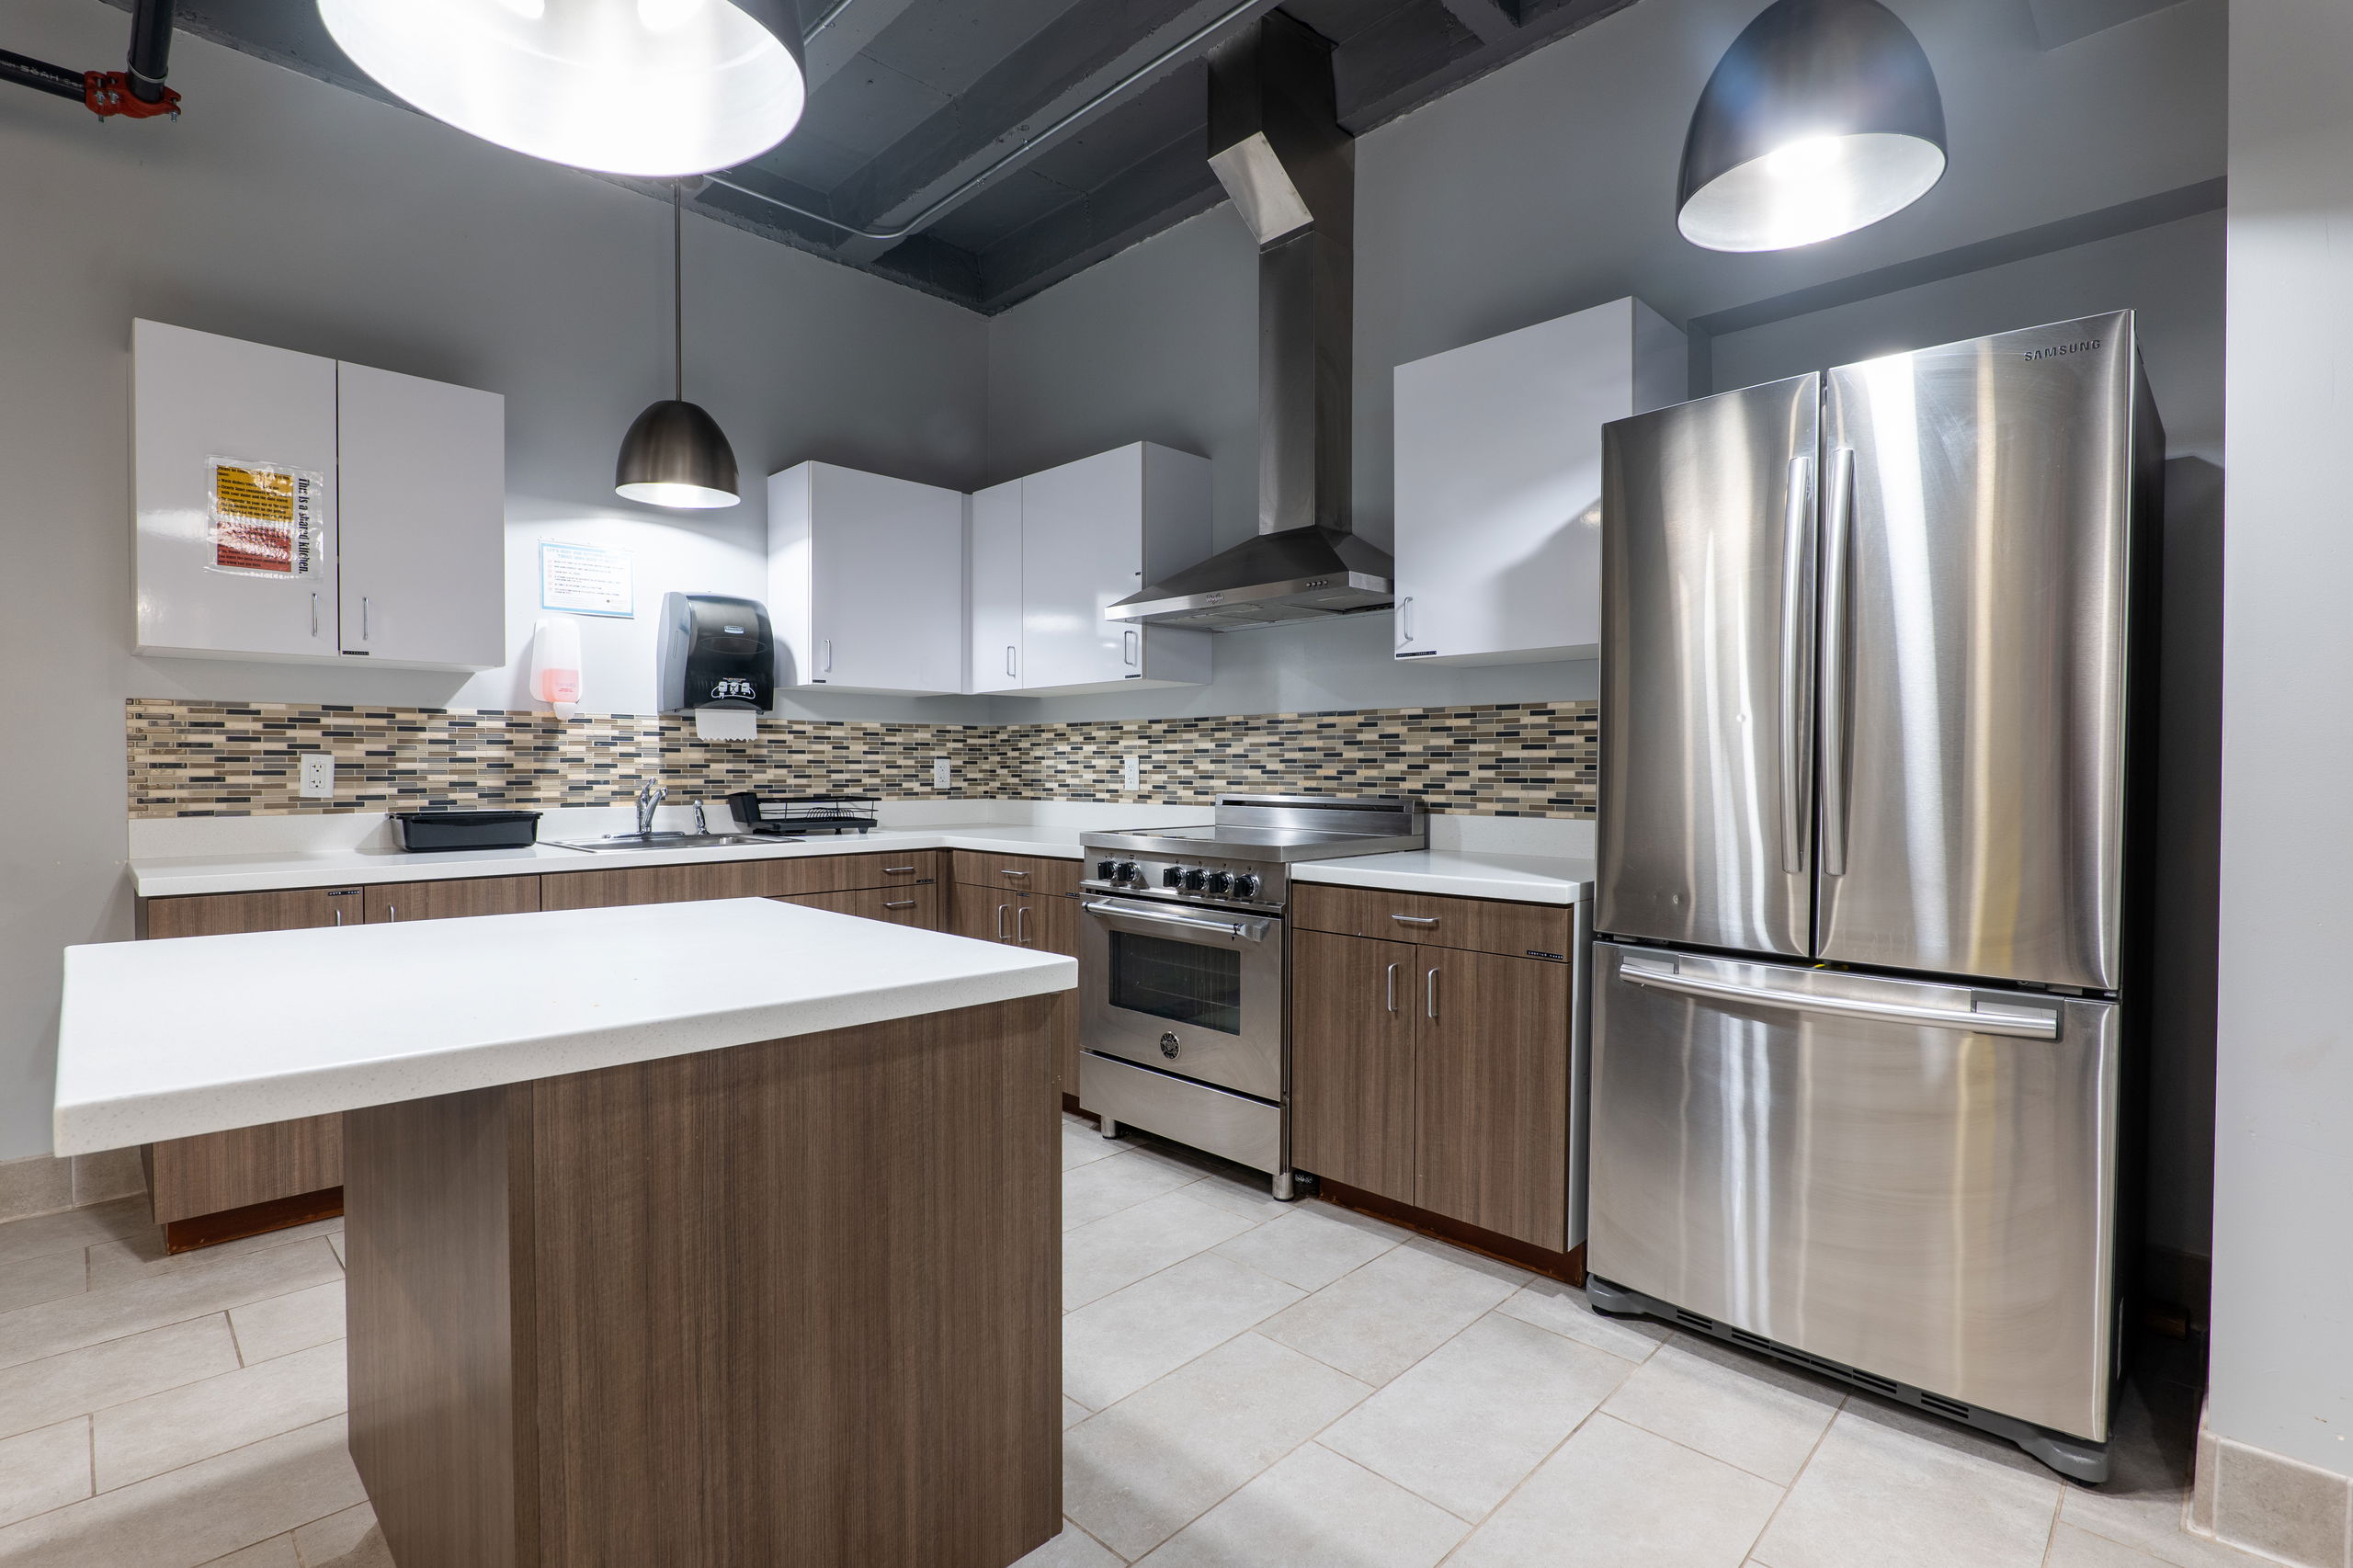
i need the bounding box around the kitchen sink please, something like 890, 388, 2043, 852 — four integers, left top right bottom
547, 832, 798, 853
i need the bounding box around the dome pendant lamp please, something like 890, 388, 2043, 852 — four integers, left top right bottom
1677, 0, 1947, 253
316, 0, 807, 178
616, 185, 740, 510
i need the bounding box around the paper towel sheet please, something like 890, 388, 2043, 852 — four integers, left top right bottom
695, 708, 759, 742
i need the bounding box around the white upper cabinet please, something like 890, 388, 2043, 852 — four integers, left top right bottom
133, 321, 341, 661
767, 461, 966, 695
967, 478, 1026, 693
336, 362, 506, 670
1392, 297, 1686, 666
974, 442, 1212, 697
132, 320, 506, 670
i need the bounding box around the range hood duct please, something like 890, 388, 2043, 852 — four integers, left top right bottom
1108, 12, 1391, 632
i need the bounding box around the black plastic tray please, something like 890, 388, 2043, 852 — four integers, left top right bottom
392, 810, 542, 852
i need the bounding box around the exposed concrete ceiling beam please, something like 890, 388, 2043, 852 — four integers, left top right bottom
1435, 0, 1522, 47
804, 0, 922, 89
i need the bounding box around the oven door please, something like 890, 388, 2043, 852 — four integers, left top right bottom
1080, 896, 1284, 1101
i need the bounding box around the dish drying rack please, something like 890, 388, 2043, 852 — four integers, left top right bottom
725, 792, 881, 836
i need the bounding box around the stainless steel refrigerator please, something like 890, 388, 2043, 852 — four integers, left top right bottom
1588, 312, 2162, 1483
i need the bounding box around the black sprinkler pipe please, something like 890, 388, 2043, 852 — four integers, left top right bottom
126, 0, 174, 102
0, 46, 88, 103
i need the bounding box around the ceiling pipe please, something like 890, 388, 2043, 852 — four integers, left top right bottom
0, 0, 182, 119
704, 0, 1271, 246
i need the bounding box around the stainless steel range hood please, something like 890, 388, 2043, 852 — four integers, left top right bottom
1108, 13, 1391, 632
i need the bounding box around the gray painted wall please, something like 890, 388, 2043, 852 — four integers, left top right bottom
0, 3, 988, 1160
2210, 0, 2353, 1479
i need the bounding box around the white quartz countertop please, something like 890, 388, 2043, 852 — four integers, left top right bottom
1292, 851, 1594, 904
128, 823, 1097, 899
53, 898, 1076, 1155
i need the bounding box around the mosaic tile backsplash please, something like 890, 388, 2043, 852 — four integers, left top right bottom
124, 699, 1598, 820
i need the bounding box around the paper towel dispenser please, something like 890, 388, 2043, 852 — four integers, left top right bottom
657, 593, 775, 716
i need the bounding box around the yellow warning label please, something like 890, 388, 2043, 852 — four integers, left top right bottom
208, 460, 319, 576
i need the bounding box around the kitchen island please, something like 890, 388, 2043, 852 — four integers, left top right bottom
54, 899, 1074, 1568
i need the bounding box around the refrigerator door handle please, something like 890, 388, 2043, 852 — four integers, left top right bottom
1780, 453, 1815, 877
1819, 447, 1857, 877
1619, 960, 2061, 1040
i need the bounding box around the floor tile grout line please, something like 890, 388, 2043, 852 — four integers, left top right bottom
1735, 1392, 1849, 1568
0, 1410, 354, 1537
1431, 1396, 1637, 1566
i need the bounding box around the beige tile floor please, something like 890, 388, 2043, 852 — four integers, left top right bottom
0, 1118, 2261, 1568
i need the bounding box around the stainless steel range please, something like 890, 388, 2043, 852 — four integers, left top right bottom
1076, 794, 1427, 1198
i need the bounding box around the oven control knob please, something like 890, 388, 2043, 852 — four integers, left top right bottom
1180, 868, 1208, 892
1233, 873, 1262, 901
1117, 861, 1142, 885
1095, 860, 1119, 881
1204, 870, 1235, 897
1162, 866, 1184, 888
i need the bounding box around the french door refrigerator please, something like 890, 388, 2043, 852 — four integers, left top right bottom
1588, 312, 2161, 1483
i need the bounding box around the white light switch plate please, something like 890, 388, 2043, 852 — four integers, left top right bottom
934, 757, 951, 790
301, 755, 335, 798
1123, 756, 1141, 790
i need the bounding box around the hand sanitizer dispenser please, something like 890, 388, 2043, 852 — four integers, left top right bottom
657, 593, 775, 740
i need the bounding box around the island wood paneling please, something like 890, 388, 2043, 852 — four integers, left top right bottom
345, 994, 1063, 1568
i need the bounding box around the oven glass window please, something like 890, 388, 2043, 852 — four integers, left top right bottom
1108, 931, 1242, 1035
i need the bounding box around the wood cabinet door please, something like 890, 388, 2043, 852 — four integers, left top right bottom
949, 850, 1081, 898
1010, 892, 1081, 1092
142, 886, 363, 938
948, 883, 1015, 945
1290, 930, 1418, 1206
1414, 949, 1571, 1249
364, 876, 540, 924
539, 869, 633, 911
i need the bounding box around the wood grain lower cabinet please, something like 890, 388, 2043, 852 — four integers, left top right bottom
778, 884, 938, 928
1288, 920, 1573, 1250
948, 884, 1081, 1091
1290, 931, 1417, 1205
949, 850, 1080, 899
364, 875, 540, 924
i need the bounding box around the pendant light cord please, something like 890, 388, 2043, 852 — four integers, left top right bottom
672, 181, 685, 403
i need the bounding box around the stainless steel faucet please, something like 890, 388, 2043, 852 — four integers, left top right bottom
635, 778, 666, 836
692, 801, 709, 835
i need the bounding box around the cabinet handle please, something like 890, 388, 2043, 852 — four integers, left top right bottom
1426, 967, 1439, 1020
883, 900, 917, 910
361, 597, 370, 641
1390, 915, 1438, 927
823, 638, 834, 674
1385, 961, 1400, 1014
882, 866, 916, 875
1006, 645, 1017, 677
385, 905, 397, 923
1017, 904, 1031, 945
1001, 869, 1029, 880
995, 903, 1008, 940
310, 592, 320, 637
333, 906, 344, 927
1124, 629, 1140, 666
1399, 597, 1413, 644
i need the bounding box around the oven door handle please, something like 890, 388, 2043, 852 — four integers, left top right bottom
1081, 898, 1272, 943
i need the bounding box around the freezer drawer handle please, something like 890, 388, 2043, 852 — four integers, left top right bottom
1081, 898, 1270, 943
1619, 963, 2061, 1040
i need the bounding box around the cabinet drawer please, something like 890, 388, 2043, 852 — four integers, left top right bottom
777, 884, 939, 929
1291, 882, 1574, 960
950, 851, 1080, 899
365, 875, 540, 924
758, 850, 940, 898
140, 886, 364, 937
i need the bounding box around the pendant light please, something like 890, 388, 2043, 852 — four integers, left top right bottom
316, 0, 806, 178
1677, 0, 1946, 253
616, 185, 740, 510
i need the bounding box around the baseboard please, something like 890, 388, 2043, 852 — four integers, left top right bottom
164, 1187, 344, 1254
2192, 1403, 2353, 1567
1313, 1177, 1586, 1288
0, 1147, 149, 1222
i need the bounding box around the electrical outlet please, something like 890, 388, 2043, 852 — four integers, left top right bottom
1123, 756, 1141, 791
934, 756, 952, 790
300, 755, 335, 798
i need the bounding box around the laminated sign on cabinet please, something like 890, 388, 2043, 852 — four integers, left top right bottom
969, 443, 1212, 696
768, 461, 966, 695
1392, 297, 1685, 666
133, 319, 506, 670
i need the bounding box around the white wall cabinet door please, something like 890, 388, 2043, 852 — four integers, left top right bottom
335, 362, 506, 670
133, 320, 340, 661
769, 462, 964, 694
1392, 297, 1685, 667
1019, 448, 1142, 690
967, 478, 1025, 693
